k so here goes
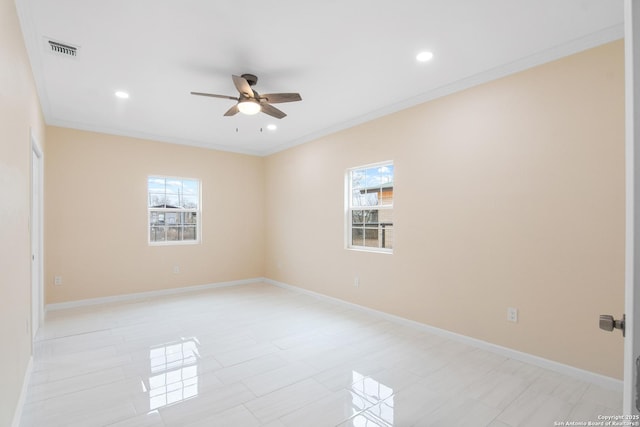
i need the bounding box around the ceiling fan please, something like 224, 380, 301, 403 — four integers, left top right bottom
191, 74, 302, 119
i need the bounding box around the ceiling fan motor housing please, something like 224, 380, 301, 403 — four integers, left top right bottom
241, 73, 258, 86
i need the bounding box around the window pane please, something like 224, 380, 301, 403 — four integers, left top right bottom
364, 189, 379, 206
364, 226, 379, 248
183, 226, 197, 241
151, 226, 166, 242
165, 194, 180, 208
379, 209, 392, 224
364, 165, 393, 188
182, 180, 199, 207
381, 225, 393, 249
377, 164, 394, 186
351, 169, 366, 190
352, 189, 365, 207
352, 228, 364, 246
165, 180, 182, 197
148, 177, 166, 193
167, 226, 182, 241
381, 187, 393, 205
364, 210, 379, 224
149, 193, 166, 208
185, 212, 197, 224
182, 196, 198, 209
150, 212, 162, 226
352, 210, 364, 226
165, 212, 179, 225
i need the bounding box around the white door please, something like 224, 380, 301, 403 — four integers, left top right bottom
625, 0, 640, 415
31, 138, 43, 341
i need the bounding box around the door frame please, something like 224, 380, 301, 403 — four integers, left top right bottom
30, 130, 43, 342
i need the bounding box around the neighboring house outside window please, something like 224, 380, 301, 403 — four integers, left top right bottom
346, 162, 394, 252
148, 176, 200, 244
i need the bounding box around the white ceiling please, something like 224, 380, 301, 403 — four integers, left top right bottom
16, 0, 624, 156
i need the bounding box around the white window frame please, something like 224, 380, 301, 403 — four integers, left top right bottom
345, 161, 394, 254
148, 175, 201, 246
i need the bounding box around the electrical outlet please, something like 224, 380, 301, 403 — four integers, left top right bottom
173, 266, 180, 274
354, 276, 360, 287
507, 307, 518, 323
54, 276, 62, 286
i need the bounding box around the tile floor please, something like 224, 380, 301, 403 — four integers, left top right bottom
20, 282, 622, 427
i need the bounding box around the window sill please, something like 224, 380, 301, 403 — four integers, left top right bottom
149, 240, 200, 246
346, 247, 393, 255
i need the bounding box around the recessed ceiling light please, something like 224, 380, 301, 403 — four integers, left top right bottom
115, 91, 129, 99
266, 124, 277, 131
416, 51, 434, 62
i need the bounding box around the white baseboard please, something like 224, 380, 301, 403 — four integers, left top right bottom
11, 356, 33, 427
46, 278, 263, 312
264, 278, 622, 392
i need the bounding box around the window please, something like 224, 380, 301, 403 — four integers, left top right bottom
347, 162, 394, 252
148, 176, 200, 244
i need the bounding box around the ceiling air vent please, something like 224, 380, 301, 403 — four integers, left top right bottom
46, 39, 79, 58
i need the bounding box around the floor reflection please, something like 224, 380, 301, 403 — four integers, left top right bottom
351, 371, 394, 426
146, 337, 200, 410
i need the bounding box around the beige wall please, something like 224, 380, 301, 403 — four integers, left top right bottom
264, 41, 625, 379
45, 127, 264, 303
0, 0, 46, 424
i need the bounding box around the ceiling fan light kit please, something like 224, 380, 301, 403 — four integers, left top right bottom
191, 73, 302, 119
237, 99, 261, 115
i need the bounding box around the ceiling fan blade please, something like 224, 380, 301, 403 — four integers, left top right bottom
260, 103, 287, 119
191, 92, 238, 101
224, 104, 240, 116
259, 93, 302, 104
232, 75, 255, 98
